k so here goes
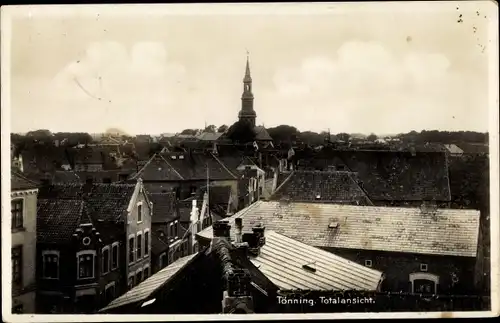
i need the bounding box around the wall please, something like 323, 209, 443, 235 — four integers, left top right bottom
323, 247, 478, 295
11, 190, 38, 313
125, 183, 152, 289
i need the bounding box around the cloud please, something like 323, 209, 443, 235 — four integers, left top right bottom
265, 40, 487, 134
42, 41, 188, 133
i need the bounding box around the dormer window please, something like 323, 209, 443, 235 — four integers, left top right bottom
77, 250, 96, 280
171, 155, 177, 160
179, 155, 184, 160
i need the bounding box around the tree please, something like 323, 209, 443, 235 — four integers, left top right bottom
180, 129, 198, 136
226, 121, 256, 144
217, 125, 229, 133
267, 125, 300, 144
204, 125, 217, 133
367, 133, 378, 141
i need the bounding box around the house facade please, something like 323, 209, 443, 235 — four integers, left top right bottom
35, 180, 152, 313
11, 172, 39, 314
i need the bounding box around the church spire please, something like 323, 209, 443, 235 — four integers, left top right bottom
238, 51, 256, 127
244, 51, 252, 82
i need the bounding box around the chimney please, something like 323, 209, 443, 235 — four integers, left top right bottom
222, 269, 254, 314
252, 225, 266, 248
213, 220, 231, 239
235, 218, 243, 243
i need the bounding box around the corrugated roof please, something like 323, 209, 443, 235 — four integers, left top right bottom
197, 201, 480, 258
100, 253, 199, 311
251, 231, 383, 291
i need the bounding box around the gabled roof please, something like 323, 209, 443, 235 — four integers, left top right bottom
270, 170, 372, 205
101, 253, 202, 311
37, 199, 89, 243
195, 132, 224, 141
198, 201, 480, 258
251, 231, 383, 291
11, 170, 39, 191
38, 183, 137, 222
130, 152, 237, 181
254, 126, 273, 141
308, 150, 452, 202
129, 154, 184, 181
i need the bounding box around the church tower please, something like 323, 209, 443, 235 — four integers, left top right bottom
238, 54, 257, 127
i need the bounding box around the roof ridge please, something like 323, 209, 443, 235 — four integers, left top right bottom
346, 172, 375, 206
130, 153, 156, 180
210, 152, 237, 179
268, 171, 294, 200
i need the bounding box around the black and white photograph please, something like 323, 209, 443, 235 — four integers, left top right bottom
1, 1, 499, 321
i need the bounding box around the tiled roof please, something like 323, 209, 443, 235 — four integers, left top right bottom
131, 153, 236, 181
129, 154, 185, 181
38, 183, 137, 222
195, 132, 223, 141
101, 253, 201, 311
270, 170, 372, 204
254, 126, 273, 141
330, 151, 451, 202
251, 231, 383, 291
11, 171, 39, 191
51, 171, 82, 184
198, 201, 480, 257
37, 199, 88, 243
149, 192, 178, 223
21, 146, 70, 173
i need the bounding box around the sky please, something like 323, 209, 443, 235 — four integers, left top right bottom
5, 2, 498, 135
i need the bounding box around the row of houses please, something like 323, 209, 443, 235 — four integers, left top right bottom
100, 198, 485, 313
10, 142, 489, 314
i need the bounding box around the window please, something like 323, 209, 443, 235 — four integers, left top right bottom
42, 250, 59, 279
102, 247, 110, 274
420, 264, 428, 272
136, 270, 143, 284
104, 282, 116, 304
364, 259, 372, 267
137, 233, 143, 259
129, 236, 135, 264
11, 199, 23, 230
159, 253, 167, 269
144, 231, 149, 256
118, 174, 128, 182
143, 267, 150, 280
111, 243, 119, 269
77, 251, 96, 280
12, 246, 22, 285
169, 222, 174, 239
174, 220, 178, 238
137, 203, 143, 223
